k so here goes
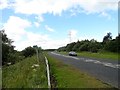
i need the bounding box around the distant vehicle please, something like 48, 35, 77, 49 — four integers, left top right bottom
69, 51, 77, 56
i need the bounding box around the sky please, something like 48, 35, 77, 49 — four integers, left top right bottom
0, 0, 119, 51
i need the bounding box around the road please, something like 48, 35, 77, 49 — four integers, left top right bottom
48, 52, 120, 88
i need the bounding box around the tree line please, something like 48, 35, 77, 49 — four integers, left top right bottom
1, 30, 119, 66
1, 30, 42, 66
58, 32, 120, 53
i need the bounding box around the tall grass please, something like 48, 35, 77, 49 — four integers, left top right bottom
2, 55, 48, 88
0, 68, 2, 89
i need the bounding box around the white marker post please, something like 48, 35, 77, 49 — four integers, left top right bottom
45, 57, 51, 88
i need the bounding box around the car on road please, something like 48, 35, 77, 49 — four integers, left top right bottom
69, 51, 77, 56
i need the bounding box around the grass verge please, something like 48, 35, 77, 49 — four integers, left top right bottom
45, 52, 112, 88
2, 55, 48, 88
59, 51, 119, 60
0, 68, 2, 89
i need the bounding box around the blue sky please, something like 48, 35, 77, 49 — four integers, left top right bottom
0, 0, 119, 51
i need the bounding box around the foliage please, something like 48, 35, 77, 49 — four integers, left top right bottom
72, 40, 81, 51
79, 42, 89, 51
58, 32, 119, 54
116, 34, 120, 53
1, 30, 16, 65
22, 46, 36, 57
58, 46, 66, 52
2, 55, 47, 88
66, 42, 76, 51
103, 32, 112, 44
1, 30, 44, 66
103, 33, 120, 53
88, 39, 102, 53
1, 30, 26, 65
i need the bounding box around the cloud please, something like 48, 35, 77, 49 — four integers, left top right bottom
34, 22, 40, 27
13, 31, 49, 51
34, 15, 44, 27
75, 0, 118, 14
35, 15, 44, 22
3, 16, 31, 41
1, 0, 118, 50
42, 39, 69, 49
45, 25, 54, 32
2, 16, 54, 50
13, 32, 69, 50
0, 0, 8, 9
12, 0, 72, 16
99, 12, 111, 20
1, 0, 118, 16
0, 0, 15, 9
2, 15, 68, 51
2, 15, 67, 50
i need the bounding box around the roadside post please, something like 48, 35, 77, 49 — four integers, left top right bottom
33, 45, 39, 63
45, 57, 51, 88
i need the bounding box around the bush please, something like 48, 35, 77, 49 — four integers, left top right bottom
22, 46, 36, 57
79, 43, 89, 51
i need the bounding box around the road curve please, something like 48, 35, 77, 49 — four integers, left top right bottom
48, 52, 120, 88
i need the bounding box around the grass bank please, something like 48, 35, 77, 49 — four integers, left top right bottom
2, 55, 48, 88
0, 68, 2, 89
59, 51, 119, 60
45, 52, 112, 88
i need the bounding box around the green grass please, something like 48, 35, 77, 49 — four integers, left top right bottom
59, 51, 119, 60
2, 55, 48, 88
45, 52, 112, 88
0, 68, 2, 89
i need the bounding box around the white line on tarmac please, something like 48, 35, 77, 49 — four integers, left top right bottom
51, 52, 120, 69
94, 61, 102, 64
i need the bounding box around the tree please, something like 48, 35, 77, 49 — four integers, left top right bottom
79, 42, 89, 51
1, 30, 15, 65
78, 40, 90, 51
88, 39, 101, 53
22, 46, 36, 57
57, 33, 119, 53
72, 40, 81, 51
66, 42, 76, 51
116, 33, 120, 53
104, 33, 120, 52
58, 46, 66, 52
103, 32, 112, 44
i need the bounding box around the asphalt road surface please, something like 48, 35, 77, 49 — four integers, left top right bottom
48, 52, 120, 88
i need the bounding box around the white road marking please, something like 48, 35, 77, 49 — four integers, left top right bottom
94, 61, 102, 64
51, 52, 120, 69
85, 59, 97, 62
71, 57, 79, 60
115, 64, 120, 69
102, 62, 120, 69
